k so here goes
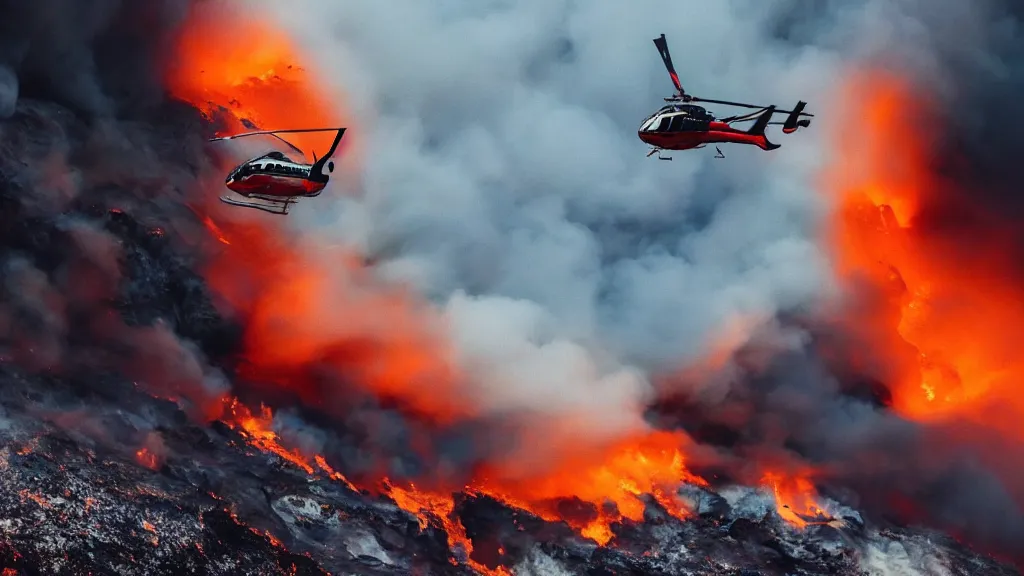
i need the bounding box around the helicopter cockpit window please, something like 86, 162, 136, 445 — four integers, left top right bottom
654, 115, 671, 132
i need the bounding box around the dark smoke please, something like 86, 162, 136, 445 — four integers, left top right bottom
0, 0, 190, 117
917, 0, 1024, 274
0, 0, 234, 442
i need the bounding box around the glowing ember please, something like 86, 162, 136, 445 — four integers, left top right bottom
135, 448, 160, 470
18, 489, 51, 509
313, 455, 359, 493
223, 400, 314, 474
199, 212, 231, 245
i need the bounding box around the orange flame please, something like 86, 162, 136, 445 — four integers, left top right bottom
165, 0, 347, 156
223, 399, 315, 474
471, 430, 705, 545
823, 69, 1024, 441
761, 471, 832, 528
135, 432, 165, 470
135, 447, 160, 470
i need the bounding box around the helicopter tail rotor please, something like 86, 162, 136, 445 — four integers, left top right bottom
782, 100, 812, 133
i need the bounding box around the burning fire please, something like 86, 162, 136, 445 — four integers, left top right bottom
761, 471, 833, 528
159, 1, 831, 568
165, 0, 346, 156
823, 70, 1024, 441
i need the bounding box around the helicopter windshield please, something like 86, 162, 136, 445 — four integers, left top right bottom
640, 111, 712, 133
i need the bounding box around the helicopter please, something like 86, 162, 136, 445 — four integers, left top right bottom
208, 127, 347, 215
639, 34, 814, 160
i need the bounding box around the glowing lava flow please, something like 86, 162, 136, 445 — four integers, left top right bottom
165, 0, 346, 156
823, 70, 1024, 441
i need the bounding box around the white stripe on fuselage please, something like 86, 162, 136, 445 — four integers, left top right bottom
248, 159, 311, 178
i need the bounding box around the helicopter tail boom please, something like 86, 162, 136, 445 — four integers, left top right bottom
745, 106, 781, 150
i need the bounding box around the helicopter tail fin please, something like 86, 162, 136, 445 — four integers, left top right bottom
783, 100, 811, 134
309, 128, 347, 183
747, 106, 781, 151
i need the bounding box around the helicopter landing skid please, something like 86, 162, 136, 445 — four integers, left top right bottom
646, 147, 672, 161
219, 193, 297, 215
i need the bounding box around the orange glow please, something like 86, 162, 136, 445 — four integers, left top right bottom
204, 221, 476, 423
223, 399, 315, 474
822, 70, 1024, 441
470, 430, 706, 545
761, 471, 832, 528
385, 482, 512, 575
165, 0, 347, 157
135, 432, 165, 471
135, 448, 160, 470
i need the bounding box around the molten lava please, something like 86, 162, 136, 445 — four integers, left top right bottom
165, 0, 346, 156
823, 70, 1024, 441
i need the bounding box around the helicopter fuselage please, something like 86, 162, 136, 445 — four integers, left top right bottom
225, 153, 327, 199
637, 104, 777, 151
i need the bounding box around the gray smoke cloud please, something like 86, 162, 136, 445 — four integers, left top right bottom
248, 0, 873, 462
242, 0, 1024, 557
247, 0, 905, 467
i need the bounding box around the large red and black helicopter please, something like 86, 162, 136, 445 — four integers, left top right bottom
208, 127, 346, 215
639, 34, 813, 160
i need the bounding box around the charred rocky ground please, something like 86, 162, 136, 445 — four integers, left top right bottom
0, 100, 1020, 576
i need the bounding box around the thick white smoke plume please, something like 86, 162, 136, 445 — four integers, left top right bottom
244, 0, 997, 462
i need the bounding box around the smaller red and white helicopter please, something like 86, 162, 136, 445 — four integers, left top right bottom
208, 127, 346, 215
639, 34, 814, 160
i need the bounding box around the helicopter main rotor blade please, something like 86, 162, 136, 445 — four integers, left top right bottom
208, 127, 345, 159
693, 97, 814, 117
208, 127, 347, 141
653, 34, 685, 97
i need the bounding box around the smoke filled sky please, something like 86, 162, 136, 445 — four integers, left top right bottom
239, 0, 975, 435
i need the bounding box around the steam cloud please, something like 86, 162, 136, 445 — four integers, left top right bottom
262, 0, 839, 466
256, 0, 1024, 559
